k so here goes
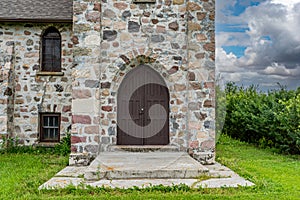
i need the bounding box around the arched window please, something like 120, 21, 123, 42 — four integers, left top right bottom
41, 27, 61, 72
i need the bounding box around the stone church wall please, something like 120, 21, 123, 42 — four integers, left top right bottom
0, 23, 73, 145
71, 0, 215, 164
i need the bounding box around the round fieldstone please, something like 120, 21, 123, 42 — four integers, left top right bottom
122, 11, 131, 19
103, 9, 116, 19
103, 30, 118, 41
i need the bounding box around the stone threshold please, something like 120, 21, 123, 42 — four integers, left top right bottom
107, 145, 180, 152
84, 152, 208, 181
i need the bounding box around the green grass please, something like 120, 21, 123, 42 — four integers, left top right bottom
0, 153, 68, 199
0, 135, 299, 199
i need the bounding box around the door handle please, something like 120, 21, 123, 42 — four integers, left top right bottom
139, 108, 144, 114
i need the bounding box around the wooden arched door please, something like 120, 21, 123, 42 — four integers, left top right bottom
117, 65, 169, 145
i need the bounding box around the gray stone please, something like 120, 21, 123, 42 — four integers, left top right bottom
101, 136, 110, 144
84, 145, 99, 154
204, 121, 213, 129
151, 35, 165, 43
103, 30, 118, 41
108, 127, 115, 136
5, 41, 14, 46
128, 21, 140, 33
122, 11, 131, 19
173, 122, 179, 129
85, 80, 99, 88
171, 43, 180, 49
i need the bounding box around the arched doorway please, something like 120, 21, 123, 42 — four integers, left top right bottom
117, 65, 170, 145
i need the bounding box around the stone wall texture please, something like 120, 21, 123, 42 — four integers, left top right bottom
71, 1, 102, 154
0, 23, 73, 145
0, 0, 215, 164
71, 0, 215, 163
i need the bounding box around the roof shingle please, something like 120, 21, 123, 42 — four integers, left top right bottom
0, 0, 73, 22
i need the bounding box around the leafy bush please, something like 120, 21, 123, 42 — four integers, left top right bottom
0, 133, 71, 156
54, 132, 71, 156
222, 82, 300, 154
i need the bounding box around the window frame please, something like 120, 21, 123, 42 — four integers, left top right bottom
39, 112, 61, 143
41, 27, 62, 73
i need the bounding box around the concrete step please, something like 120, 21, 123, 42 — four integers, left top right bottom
84, 152, 209, 181
107, 145, 180, 152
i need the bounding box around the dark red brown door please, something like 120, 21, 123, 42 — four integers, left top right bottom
117, 65, 169, 145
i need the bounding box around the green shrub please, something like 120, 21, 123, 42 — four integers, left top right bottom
0, 133, 71, 156
222, 82, 300, 154
54, 132, 71, 156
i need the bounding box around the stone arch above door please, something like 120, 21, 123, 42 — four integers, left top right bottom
98, 54, 190, 152
117, 64, 170, 145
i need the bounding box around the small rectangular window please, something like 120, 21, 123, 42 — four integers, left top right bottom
40, 113, 60, 142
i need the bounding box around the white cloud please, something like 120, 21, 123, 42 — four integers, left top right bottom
263, 63, 300, 77
216, 47, 239, 73
271, 0, 300, 7
216, 0, 300, 90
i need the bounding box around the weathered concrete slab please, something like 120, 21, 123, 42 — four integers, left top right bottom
205, 162, 237, 177
84, 152, 209, 180
55, 166, 86, 178
39, 177, 84, 190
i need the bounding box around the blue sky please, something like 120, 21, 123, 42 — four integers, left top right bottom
216, 0, 300, 91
